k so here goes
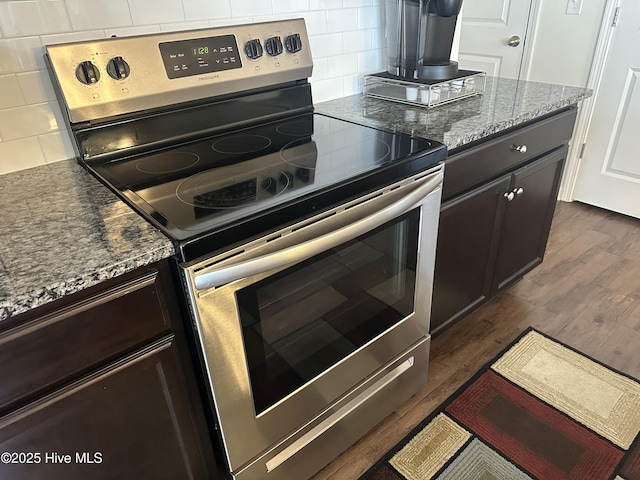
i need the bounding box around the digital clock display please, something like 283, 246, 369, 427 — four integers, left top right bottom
193, 46, 209, 55
159, 35, 242, 79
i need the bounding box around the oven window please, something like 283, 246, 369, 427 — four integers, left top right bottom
236, 209, 419, 415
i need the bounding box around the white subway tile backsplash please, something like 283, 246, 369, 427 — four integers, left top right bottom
66, 0, 132, 30
209, 17, 253, 27
19, 70, 56, 104
310, 56, 328, 80
183, 0, 232, 21
371, 26, 384, 49
299, 11, 327, 35
128, 0, 185, 25
273, 0, 310, 14
327, 53, 358, 77
358, 48, 384, 73
38, 131, 76, 163
343, 74, 362, 96
160, 21, 210, 32
0, 1, 71, 38
309, 32, 343, 58
41, 30, 105, 46
251, 14, 293, 23
0, 1, 386, 174
0, 37, 44, 74
344, 0, 374, 7
104, 25, 162, 38
0, 74, 26, 109
231, 0, 273, 18
0, 137, 46, 175
343, 29, 373, 53
310, 0, 342, 9
17, 70, 57, 104
311, 77, 344, 103
358, 6, 383, 29
0, 102, 63, 142
327, 8, 357, 33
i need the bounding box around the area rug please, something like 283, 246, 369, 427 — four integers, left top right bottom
360, 328, 640, 480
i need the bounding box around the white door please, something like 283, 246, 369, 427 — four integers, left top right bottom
572, 0, 640, 219
458, 0, 532, 79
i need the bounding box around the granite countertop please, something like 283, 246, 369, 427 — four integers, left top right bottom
0, 160, 174, 321
315, 76, 592, 150
0, 76, 591, 323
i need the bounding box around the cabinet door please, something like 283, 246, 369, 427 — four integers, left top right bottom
492, 147, 567, 293
431, 175, 511, 334
0, 338, 212, 480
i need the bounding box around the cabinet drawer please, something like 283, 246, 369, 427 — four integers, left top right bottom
442, 108, 577, 201
0, 267, 172, 413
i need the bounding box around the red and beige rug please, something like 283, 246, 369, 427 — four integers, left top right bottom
360, 328, 640, 480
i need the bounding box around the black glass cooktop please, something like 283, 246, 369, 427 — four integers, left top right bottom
86, 112, 445, 262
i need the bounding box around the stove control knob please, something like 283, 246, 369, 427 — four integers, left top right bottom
106, 56, 130, 80
284, 34, 303, 53
265, 36, 283, 56
245, 39, 263, 60
75, 61, 100, 84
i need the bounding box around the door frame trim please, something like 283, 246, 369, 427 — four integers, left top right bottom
558, 0, 622, 201
519, 0, 541, 81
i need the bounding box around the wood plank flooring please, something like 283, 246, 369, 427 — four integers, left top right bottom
311, 200, 640, 480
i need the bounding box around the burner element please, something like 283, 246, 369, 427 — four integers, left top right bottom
212, 135, 272, 154
276, 117, 314, 136
280, 136, 391, 170
136, 151, 200, 174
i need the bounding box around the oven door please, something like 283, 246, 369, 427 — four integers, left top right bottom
183, 165, 443, 475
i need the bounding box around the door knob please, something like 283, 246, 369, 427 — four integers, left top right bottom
504, 191, 515, 202
507, 35, 521, 47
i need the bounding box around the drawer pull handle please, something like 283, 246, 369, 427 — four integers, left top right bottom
513, 144, 528, 153
504, 191, 515, 202
515, 187, 524, 196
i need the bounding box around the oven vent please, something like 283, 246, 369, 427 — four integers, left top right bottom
193, 249, 247, 274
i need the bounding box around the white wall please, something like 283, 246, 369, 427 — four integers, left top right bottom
0, 0, 386, 174
526, 0, 607, 87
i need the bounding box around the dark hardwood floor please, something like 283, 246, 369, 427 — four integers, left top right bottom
311, 200, 640, 480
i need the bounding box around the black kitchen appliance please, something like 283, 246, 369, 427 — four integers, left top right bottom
386, 0, 464, 80
45, 19, 446, 480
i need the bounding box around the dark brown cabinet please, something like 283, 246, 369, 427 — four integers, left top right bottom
492, 148, 566, 293
431, 175, 511, 331
0, 261, 218, 480
431, 108, 577, 335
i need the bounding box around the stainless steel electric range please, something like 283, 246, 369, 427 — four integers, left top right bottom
45, 18, 446, 480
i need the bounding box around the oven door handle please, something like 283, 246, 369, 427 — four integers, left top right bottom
193, 170, 443, 291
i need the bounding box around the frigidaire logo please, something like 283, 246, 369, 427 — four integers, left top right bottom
200, 75, 220, 81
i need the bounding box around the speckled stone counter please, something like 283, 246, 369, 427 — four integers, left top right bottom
315, 76, 592, 150
1, 77, 591, 322
0, 160, 174, 321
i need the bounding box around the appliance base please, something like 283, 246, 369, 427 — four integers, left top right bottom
419, 61, 459, 81
233, 335, 431, 480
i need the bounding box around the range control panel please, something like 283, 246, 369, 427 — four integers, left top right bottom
159, 34, 241, 79
45, 19, 313, 124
